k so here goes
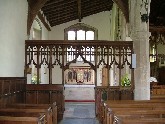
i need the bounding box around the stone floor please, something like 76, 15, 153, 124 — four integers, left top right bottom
58, 102, 99, 124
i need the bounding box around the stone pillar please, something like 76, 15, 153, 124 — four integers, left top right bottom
110, 3, 118, 40
130, 0, 150, 100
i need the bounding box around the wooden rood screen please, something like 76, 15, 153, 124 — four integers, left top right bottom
25, 40, 134, 86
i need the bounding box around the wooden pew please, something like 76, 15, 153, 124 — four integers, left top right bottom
0, 107, 52, 124
26, 84, 65, 121
5, 102, 57, 124
0, 114, 46, 124
101, 99, 165, 123
115, 117, 165, 124
101, 100, 165, 124
103, 107, 157, 124
105, 99, 165, 104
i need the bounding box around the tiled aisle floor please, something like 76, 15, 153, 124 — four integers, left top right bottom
58, 102, 99, 124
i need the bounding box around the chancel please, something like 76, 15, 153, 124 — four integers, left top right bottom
0, 0, 165, 124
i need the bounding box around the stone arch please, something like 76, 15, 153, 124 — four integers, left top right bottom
113, 0, 129, 22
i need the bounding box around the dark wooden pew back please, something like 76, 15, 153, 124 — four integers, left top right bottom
102, 100, 165, 124
0, 107, 52, 124
5, 103, 57, 124
0, 115, 46, 124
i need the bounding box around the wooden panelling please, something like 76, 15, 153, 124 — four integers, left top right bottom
95, 86, 134, 122
120, 89, 134, 100
0, 80, 2, 97
107, 90, 120, 100
26, 84, 63, 91
26, 91, 37, 104
0, 77, 26, 108
3, 80, 10, 95
38, 91, 50, 104
52, 90, 65, 120
102, 67, 109, 86
10, 81, 16, 94
25, 84, 64, 121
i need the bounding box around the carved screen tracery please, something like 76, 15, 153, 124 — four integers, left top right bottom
25, 40, 134, 87
149, 32, 165, 80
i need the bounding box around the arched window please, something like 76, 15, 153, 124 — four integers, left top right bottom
64, 23, 98, 62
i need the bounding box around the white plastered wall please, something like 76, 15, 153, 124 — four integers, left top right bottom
49, 11, 111, 40
0, 0, 28, 77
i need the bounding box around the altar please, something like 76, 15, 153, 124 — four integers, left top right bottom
64, 84, 95, 102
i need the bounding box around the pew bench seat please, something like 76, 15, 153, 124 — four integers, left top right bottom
119, 118, 165, 124
0, 107, 52, 124
5, 103, 57, 124
0, 115, 46, 124
101, 100, 165, 124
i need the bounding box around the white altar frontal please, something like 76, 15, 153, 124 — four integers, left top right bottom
64, 85, 95, 102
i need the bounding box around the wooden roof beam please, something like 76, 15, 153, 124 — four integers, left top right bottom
150, 26, 165, 33
42, 0, 76, 11
82, 3, 112, 10
77, 0, 82, 22
50, 15, 77, 24
82, 8, 110, 18
43, 0, 65, 8
48, 6, 111, 23
44, 8, 77, 18
43, 4, 77, 14
27, 0, 48, 35
48, 12, 77, 22
37, 12, 51, 31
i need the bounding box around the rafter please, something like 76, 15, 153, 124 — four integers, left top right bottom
42, 0, 76, 11
44, 8, 77, 19
43, 0, 65, 8
40, 0, 115, 27
82, 8, 110, 18
50, 15, 77, 24
77, 0, 82, 22
48, 12, 77, 22
43, 5, 77, 15
82, 7, 109, 14
82, 3, 112, 10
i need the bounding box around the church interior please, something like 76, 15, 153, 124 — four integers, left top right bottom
0, 0, 165, 123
